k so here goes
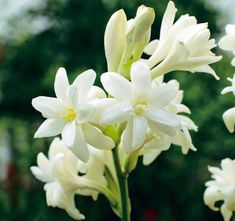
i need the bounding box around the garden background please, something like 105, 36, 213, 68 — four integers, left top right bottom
0, 0, 234, 220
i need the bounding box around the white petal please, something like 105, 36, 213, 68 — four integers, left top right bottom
219, 35, 235, 51
203, 185, 223, 211
148, 119, 177, 136
67, 85, 78, 108
145, 108, 180, 127
122, 119, 133, 153
77, 104, 95, 123
132, 116, 148, 148
54, 67, 69, 102
223, 108, 235, 133
142, 150, 162, 166
160, 1, 177, 39
104, 9, 127, 72
32, 96, 66, 118
221, 204, 233, 221
83, 123, 115, 150
131, 61, 152, 100
101, 72, 133, 101
62, 121, 77, 147
144, 40, 159, 55
34, 119, 66, 138
101, 102, 131, 125
87, 86, 106, 100
71, 125, 89, 162
149, 84, 177, 107
222, 185, 235, 211
72, 69, 96, 102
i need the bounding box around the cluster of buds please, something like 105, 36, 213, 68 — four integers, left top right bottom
31, 1, 222, 220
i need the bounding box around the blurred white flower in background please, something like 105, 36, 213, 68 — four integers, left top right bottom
204, 158, 235, 221
0, 0, 51, 44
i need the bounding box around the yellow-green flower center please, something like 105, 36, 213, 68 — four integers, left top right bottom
61, 107, 77, 121
132, 100, 147, 116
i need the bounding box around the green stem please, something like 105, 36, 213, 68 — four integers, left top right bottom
112, 147, 131, 221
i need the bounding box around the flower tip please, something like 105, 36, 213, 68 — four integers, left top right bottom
57, 67, 67, 75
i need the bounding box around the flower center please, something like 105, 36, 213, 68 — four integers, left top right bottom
61, 107, 77, 121
132, 100, 147, 116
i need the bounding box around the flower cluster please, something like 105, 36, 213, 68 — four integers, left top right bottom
31, 1, 222, 220
204, 159, 235, 221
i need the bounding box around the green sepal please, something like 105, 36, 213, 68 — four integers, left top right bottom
103, 125, 120, 145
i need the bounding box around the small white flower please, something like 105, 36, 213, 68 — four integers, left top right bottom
146, 1, 221, 79
204, 158, 235, 221
221, 74, 235, 133
219, 25, 235, 66
100, 61, 180, 152
31, 138, 108, 220
32, 67, 114, 162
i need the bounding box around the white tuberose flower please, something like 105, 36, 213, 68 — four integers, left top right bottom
221, 74, 235, 133
31, 138, 108, 220
219, 25, 235, 66
204, 159, 235, 221
146, 1, 221, 79
100, 61, 180, 152
32, 67, 114, 162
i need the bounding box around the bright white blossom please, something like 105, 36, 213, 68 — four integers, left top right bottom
104, 5, 155, 77
146, 1, 221, 79
32, 67, 114, 162
204, 158, 235, 221
219, 25, 235, 66
140, 79, 197, 165
31, 138, 109, 220
221, 74, 235, 133
100, 61, 180, 152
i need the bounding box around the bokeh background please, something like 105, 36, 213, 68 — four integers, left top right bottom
0, 0, 234, 220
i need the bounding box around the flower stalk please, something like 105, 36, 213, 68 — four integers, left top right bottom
112, 147, 131, 221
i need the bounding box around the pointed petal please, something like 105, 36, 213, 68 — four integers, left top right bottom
87, 86, 106, 100
83, 124, 115, 150
148, 119, 177, 136
62, 121, 77, 147
144, 40, 159, 55
132, 116, 148, 148
149, 84, 177, 107
101, 103, 131, 125
71, 125, 89, 162
131, 61, 152, 100
54, 67, 69, 101
221, 204, 233, 221
77, 104, 95, 123
34, 119, 66, 138
32, 96, 66, 118
67, 85, 78, 108
122, 119, 133, 153
72, 69, 96, 101
160, 1, 177, 39
101, 72, 133, 101
145, 108, 180, 127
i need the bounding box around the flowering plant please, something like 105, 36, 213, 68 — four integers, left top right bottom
31, 1, 224, 220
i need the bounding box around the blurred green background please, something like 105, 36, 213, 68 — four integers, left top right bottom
0, 0, 234, 220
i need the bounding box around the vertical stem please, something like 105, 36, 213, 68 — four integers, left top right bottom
112, 147, 130, 221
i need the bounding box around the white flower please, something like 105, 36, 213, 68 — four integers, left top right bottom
31, 138, 109, 220
100, 61, 180, 152
32, 67, 114, 162
146, 1, 221, 79
104, 5, 155, 77
204, 158, 235, 221
219, 25, 235, 66
221, 74, 235, 133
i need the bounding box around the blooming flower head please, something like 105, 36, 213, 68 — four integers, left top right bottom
100, 61, 180, 152
31, 138, 108, 220
204, 159, 235, 221
219, 25, 235, 66
32, 67, 114, 162
146, 1, 221, 79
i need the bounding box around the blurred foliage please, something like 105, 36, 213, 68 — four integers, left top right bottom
0, 0, 234, 221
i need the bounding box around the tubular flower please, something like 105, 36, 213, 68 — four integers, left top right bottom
139, 78, 197, 165
100, 61, 180, 153
219, 25, 235, 66
32, 67, 114, 162
31, 138, 109, 220
221, 74, 235, 133
146, 1, 221, 79
104, 5, 155, 77
204, 159, 235, 221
